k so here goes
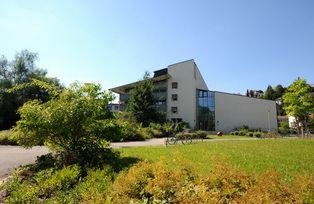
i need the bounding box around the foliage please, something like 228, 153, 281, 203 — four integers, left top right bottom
278, 121, 290, 135
0, 50, 62, 130
263, 85, 276, 100
127, 72, 156, 126
0, 130, 18, 145
148, 122, 186, 138
253, 132, 262, 138
109, 160, 197, 203
283, 78, 314, 135
4, 165, 80, 203
247, 132, 254, 137
12, 82, 117, 167
101, 118, 148, 142
194, 130, 208, 139
109, 160, 311, 203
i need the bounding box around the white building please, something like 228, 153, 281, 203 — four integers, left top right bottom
110, 59, 278, 132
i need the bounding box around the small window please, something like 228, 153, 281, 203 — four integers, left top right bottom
172, 94, 178, 101
172, 82, 178, 89
114, 106, 119, 110
171, 107, 178, 113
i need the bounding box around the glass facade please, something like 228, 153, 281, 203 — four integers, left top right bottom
196, 89, 215, 131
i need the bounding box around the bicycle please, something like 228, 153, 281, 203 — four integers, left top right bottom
164, 133, 193, 146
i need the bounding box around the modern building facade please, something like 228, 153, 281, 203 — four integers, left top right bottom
110, 59, 278, 132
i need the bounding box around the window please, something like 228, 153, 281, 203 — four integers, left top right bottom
172, 82, 178, 89
171, 106, 178, 113
114, 106, 119, 110
172, 94, 178, 101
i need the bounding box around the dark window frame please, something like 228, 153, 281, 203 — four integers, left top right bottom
172, 94, 178, 101
172, 82, 178, 89
171, 106, 178, 113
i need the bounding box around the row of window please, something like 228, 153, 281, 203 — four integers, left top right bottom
171, 81, 178, 113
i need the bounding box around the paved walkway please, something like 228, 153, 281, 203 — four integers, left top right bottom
0, 146, 49, 179
0, 137, 259, 179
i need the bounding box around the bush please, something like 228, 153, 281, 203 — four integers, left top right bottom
4, 165, 81, 203
109, 160, 196, 203
102, 119, 148, 142
195, 130, 208, 139
68, 167, 115, 203
239, 130, 246, 136
0, 130, 18, 145
264, 131, 281, 138
247, 132, 254, 137
11, 83, 116, 167
233, 131, 239, 135
254, 132, 262, 138
108, 160, 311, 203
148, 122, 187, 138
279, 121, 290, 135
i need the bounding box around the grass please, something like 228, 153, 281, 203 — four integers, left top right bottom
206, 134, 254, 139
119, 139, 314, 179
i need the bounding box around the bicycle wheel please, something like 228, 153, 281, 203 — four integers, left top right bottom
181, 136, 192, 145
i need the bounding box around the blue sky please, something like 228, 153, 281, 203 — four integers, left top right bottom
1, 0, 313, 95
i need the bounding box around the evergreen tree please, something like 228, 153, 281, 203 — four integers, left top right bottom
127, 72, 156, 126
263, 85, 275, 100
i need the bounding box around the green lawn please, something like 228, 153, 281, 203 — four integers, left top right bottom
119, 139, 314, 179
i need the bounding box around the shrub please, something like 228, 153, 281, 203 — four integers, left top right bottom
279, 121, 290, 135
247, 132, 254, 137
195, 130, 208, 139
0, 130, 18, 145
11, 83, 116, 167
233, 131, 239, 135
109, 160, 196, 203
254, 132, 262, 138
70, 167, 115, 203
102, 119, 147, 142
108, 160, 310, 203
238, 172, 302, 203
5, 165, 80, 203
239, 130, 246, 136
264, 131, 281, 138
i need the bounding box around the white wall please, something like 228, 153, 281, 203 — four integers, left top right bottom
167, 60, 198, 128
215, 92, 278, 132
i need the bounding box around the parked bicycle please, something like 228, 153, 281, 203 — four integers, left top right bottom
164, 133, 193, 146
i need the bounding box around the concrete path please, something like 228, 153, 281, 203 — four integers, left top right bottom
0, 137, 259, 179
0, 146, 49, 179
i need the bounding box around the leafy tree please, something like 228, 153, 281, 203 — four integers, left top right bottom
127, 72, 160, 126
283, 78, 314, 136
0, 50, 61, 130
12, 82, 116, 167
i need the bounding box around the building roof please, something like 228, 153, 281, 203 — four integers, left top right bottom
110, 74, 170, 94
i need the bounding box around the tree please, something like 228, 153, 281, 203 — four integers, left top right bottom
263, 85, 275, 100
127, 72, 158, 126
0, 50, 61, 130
283, 78, 314, 136
12, 82, 115, 167
274, 85, 286, 99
